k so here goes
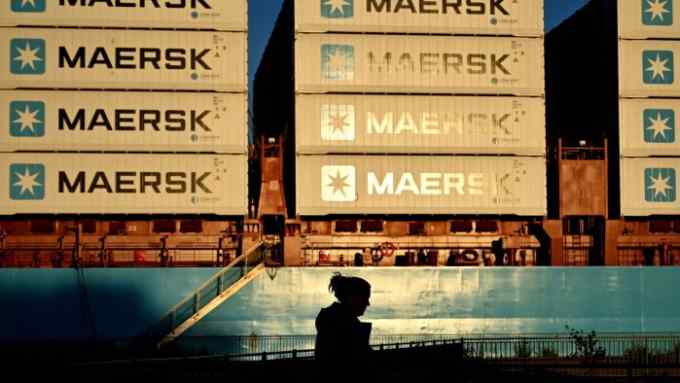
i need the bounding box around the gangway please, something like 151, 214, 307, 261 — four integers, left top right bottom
139, 241, 267, 349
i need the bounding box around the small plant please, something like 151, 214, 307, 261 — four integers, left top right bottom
514, 339, 532, 358
565, 325, 606, 359
540, 347, 559, 358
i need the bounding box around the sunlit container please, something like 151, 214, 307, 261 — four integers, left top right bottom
296, 155, 546, 216
293, 0, 544, 37
295, 34, 545, 96
620, 157, 680, 216
618, 0, 680, 39
620, 98, 680, 157
0, 90, 247, 153
0, 28, 246, 92
0, 153, 246, 215
0, 0, 247, 31
619, 40, 680, 98
295, 94, 546, 155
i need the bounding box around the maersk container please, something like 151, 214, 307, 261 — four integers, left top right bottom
0, 28, 246, 92
295, 94, 546, 155
0, 0, 247, 31
618, 0, 680, 39
619, 40, 680, 98
295, 155, 546, 216
0, 153, 246, 215
293, 0, 544, 37
620, 98, 680, 157
620, 158, 680, 216
295, 34, 545, 96
0, 90, 247, 154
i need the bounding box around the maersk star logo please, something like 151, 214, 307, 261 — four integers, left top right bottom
643, 50, 674, 84
11, 0, 46, 12
644, 109, 675, 143
321, 165, 356, 202
321, 44, 354, 81
9, 163, 45, 200
321, 104, 355, 141
10, 38, 46, 75
10, 101, 45, 137
321, 0, 353, 18
643, 0, 673, 26
645, 168, 676, 202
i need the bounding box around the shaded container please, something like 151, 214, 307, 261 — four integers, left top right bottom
620, 157, 680, 216
0, 153, 247, 215
0, 0, 248, 31
0, 28, 247, 92
619, 98, 680, 157
293, 0, 544, 37
0, 90, 247, 154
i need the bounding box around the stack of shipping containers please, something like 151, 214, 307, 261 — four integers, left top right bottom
618, 1, 680, 264
0, 2, 248, 217
546, 0, 680, 265
618, 1, 680, 216
256, 0, 547, 265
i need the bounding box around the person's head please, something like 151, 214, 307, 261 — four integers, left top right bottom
329, 272, 371, 317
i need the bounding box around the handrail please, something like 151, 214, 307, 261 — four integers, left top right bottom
138, 241, 266, 346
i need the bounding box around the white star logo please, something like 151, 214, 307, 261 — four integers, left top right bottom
321, 165, 356, 202
13, 105, 41, 134
13, 41, 43, 70
647, 112, 672, 139
323, 0, 350, 15
647, 53, 672, 80
648, 173, 674, 198
327, 49, 350, 74
646, 0, 670, 22
13, 167, 42, 196
321, 104, 355, 141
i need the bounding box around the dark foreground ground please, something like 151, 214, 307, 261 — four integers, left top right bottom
4, 342, 680, 383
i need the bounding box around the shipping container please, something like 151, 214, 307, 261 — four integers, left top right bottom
295, 34, 545, 96
0, 0, 247, 31
296, 155, 546, 216
0, 153, 246, 215
0, 28, 246, 92
620, 98, 680, 157
618, 0, 680, 39
293, 0, 544, 37
0, 90, 247, 153
295, 94, 546, 155
619, 40, 680, 98
620, 157, 680, 216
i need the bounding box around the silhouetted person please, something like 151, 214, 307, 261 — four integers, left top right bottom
315, 273, 372, 376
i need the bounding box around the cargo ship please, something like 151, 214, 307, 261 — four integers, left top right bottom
3, 0, 680, 358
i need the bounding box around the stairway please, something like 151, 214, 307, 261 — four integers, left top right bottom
138, 240, 267, 350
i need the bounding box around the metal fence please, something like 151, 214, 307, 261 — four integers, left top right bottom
216, 333, 680, 365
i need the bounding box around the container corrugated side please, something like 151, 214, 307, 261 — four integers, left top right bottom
619, 40, 680, 98
296, 155, 546, 216
618, 0, 680, 39
295, 34, 545, 96
620, 98, 680, 157
0, 29, 246, 92
294, 0, 543, 37
0, 0, 247, 31
0, 91, 247, 153
295, 94, 545, 155
0, 154, 246, 215
620, 157, 680, 216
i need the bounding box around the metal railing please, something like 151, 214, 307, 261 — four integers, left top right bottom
137, 241, 265, 347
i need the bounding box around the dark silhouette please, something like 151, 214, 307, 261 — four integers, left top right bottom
315, 272, 372, 372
